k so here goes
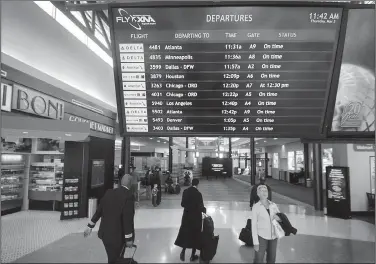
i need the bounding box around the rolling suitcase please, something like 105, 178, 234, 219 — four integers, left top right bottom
200, 213, 218, 263
174, 184, 181, 194
117, 244, 137, 264
200, 235, 219, 263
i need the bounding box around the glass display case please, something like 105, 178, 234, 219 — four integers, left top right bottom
29, 162, 64, 192
1, 154, 25, 204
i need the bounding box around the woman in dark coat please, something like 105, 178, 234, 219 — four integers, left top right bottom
175, 178, 205, 262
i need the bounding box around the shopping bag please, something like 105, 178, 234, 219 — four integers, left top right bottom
272, 219, 285, 239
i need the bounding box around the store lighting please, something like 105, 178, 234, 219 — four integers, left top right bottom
149, 137, 153, 139
195, 152, 199, 157
157, 140, 160, 143
264, 140, 267, 142
23, 132, 28, 134
274, 138, 278, 140
1, 155, 23, 162
65, 133, 72, 136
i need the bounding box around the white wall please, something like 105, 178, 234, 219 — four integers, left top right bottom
328, 143, 374, 212
265, 141, 303, 179
1, 1, 116, 109
346, 145, 373, 212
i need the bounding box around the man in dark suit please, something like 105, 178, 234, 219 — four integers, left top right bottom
175, 178, 205, 262
250, 177, 272, 209
84, 174, 135, 264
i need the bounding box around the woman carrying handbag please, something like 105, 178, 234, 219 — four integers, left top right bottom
251, 185, 283, 264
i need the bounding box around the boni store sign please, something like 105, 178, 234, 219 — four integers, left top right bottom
67, 114, 114, 135
12, 84, 64, 119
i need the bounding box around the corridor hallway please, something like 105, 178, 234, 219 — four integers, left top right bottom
1, 179, 375, 263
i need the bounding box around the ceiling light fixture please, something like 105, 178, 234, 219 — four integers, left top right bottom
23, 131, 28, 134
274, 138, 278, 140
65, 133, 72, 137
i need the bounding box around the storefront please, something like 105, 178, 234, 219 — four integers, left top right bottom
1, 64, 117, 218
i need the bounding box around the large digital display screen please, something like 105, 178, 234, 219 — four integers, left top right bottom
110, 5, 342, 136
330, 8, 375, 133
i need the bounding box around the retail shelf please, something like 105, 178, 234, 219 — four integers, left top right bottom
31, 163, 56, 167
2, 164, 25, 168
32, 151, 64, 155
29, 190, 62, 202
1, 174, 25, 178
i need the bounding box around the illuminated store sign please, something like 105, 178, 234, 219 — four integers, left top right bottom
66, 114, 114, 135
1, 83, 13, 112
12, 85, 64, 119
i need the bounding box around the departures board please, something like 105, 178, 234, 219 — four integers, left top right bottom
109, 4, 343, 136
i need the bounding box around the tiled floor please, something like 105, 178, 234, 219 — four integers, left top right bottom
234, 175, 315, 206
1, 179, 375, 263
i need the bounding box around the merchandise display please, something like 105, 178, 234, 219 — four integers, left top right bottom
29, 162, 64, 192
61, 175, 81, 220
1, 154, 25, 212
1, 160, 25, 202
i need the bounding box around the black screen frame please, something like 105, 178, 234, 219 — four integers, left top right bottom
109, 1, 373, 138
323, 4, 375, 139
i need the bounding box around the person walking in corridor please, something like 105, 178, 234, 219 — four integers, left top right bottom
250, 177, 272, 209
175, 178, 205, 262
252, 185, 281, 264
84, 174, 135, 264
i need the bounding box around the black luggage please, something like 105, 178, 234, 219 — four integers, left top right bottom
200, 235, 219, 263
175, 184, 181, 194
202, 214, 214, 235
239, 228, 253, 246
200, 214, 218, 263
246, 219, 252, 230
168, 185, 175, 194
117, 244, 137, 264
239, 219, 253, 246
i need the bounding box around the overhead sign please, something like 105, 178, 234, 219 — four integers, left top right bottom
12, 84, 64, 119
110, 5, 342, 136
1, 83, 13, 112
66, 114, 115, 135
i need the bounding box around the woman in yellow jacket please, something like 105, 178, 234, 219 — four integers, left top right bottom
251, 185, 281, 263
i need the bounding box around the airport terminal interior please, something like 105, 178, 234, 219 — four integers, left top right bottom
0, 1, 375, 263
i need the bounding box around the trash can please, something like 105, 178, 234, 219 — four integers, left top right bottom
88, 198, 97, 218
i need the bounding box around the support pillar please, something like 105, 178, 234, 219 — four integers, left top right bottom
229, 137, 232, 159
123, 137, 131, 174
264, 153, 268, 178
169, 137, 173, 173
312, 143, 323, 211
186, 137, 188, 158
250, 137, 256, 185
304, 143, 309, 187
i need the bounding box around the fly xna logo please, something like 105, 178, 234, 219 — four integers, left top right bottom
116, 9, 156, 30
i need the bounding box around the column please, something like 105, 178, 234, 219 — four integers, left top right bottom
304, 143, 309, 187
312, 143, 323, 211
250, 137, 256, 185
264, 152, 268, 178
171, 145, 180, 180
168, 137, 173, 173
123, 137, 131, 174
